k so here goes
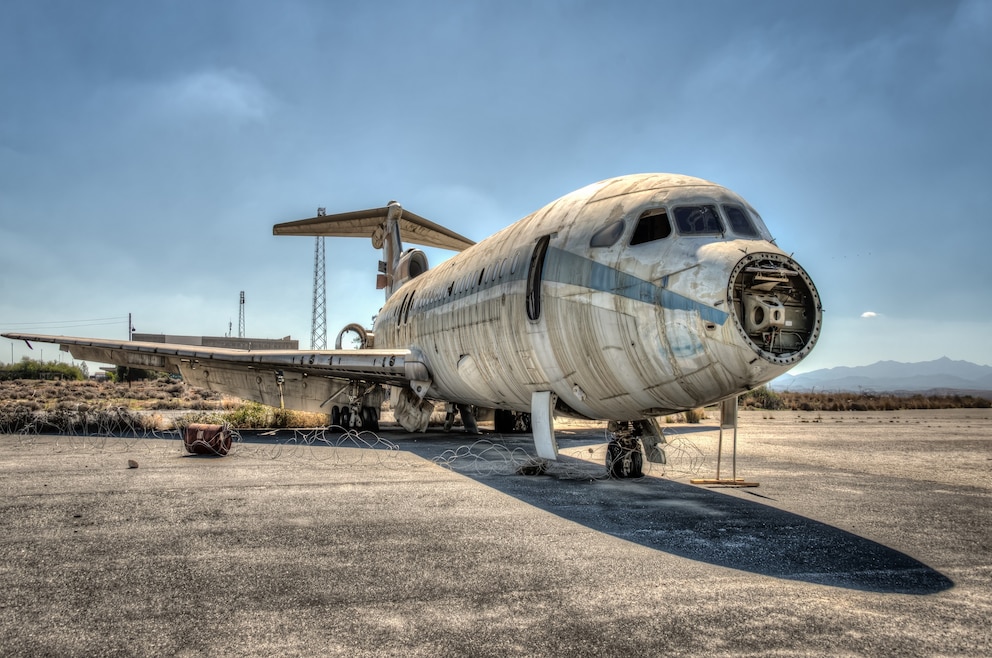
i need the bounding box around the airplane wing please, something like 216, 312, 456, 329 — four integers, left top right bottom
1, 333, 432, 416
273, 206, 476, 252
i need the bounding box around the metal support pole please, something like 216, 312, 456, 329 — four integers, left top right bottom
691, 395, 758, 487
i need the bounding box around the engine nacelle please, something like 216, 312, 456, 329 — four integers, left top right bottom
395, 248, 429, 288
335, 323, 374, 349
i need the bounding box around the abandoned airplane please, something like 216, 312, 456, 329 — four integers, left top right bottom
4, 173, 822, 477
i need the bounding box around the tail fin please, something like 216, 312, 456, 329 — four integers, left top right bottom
273, 203, 475, 299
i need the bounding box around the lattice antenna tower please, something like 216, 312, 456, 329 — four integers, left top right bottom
238, 291, 246, 338
310, 208, 328, 350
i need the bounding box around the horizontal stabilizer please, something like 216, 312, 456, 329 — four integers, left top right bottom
273, 206, 475, 252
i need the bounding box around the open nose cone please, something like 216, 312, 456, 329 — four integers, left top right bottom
728, 252, 822, 366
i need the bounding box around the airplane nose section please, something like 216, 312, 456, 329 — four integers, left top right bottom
728, 252, 822, 366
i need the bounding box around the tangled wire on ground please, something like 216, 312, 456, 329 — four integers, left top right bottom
433, 428, 707, 480
3, 406, 167, 439
5, 406, 183, 453
2, 406, 407, 469
237, 426, 404, 469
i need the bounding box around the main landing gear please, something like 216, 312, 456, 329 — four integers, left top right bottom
494, 408, 532, 434
442, 404, 480, 434
330, 405, 380, 431
605, 421, 646, 478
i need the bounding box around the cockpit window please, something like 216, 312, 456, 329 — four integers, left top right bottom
723, 204, 759, 237
630, 208, 672, 245
590, 220, 625, 248
674, 205, 723, 234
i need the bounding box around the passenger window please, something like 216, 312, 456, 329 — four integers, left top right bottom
590, 220, 625, 248
630, 209, 672, 245
723, 204, 759, 237
674, 205, 723, 234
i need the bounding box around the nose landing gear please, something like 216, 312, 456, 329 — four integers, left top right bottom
605, 421, 646, 478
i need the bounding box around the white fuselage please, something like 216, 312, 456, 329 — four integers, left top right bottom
373, 174, 821, 420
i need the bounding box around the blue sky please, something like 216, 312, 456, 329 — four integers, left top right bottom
2, 0, 990, 373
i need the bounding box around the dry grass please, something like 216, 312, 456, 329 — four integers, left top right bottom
0, 378, 224, 412
0, 378, 232, 433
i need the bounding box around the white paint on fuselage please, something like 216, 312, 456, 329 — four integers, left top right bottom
374, 173, 812, 421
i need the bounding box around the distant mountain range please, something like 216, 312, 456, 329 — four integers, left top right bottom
770, 357, 992, 394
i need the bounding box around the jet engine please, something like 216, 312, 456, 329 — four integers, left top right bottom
395, 248, 429, 288
335, 323, 374, 349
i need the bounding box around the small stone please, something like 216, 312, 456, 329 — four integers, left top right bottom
127, 460, 139, 469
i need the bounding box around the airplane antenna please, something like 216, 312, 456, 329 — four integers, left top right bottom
310, 208, 328, 350
238, 291, 246, 338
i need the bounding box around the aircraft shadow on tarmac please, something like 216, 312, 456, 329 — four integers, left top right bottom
171, 427, 952, 595
400, 434, 954, 596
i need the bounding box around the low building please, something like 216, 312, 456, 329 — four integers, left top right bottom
131, 334, 299, 351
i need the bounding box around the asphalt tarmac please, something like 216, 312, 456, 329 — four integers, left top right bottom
1, 409, 990, 656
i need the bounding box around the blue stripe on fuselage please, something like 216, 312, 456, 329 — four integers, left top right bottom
544, 248, 730, 325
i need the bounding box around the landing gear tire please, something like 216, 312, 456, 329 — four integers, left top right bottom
495, 409, 532, 433
339, 407, 351, 429
606, 441, 644, 478
361, 407, 379, 432
518, 413, 532, 433
494, 409, 515, 434
331, 406, 341, 427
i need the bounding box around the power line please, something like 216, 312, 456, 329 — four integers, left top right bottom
3, 316, 128, 327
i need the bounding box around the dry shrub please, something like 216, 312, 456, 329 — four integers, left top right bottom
684, 408, 706, 423
664, 408, 706, 423
271, 408, 330, 428
174, 411, 226, 430
775, 392, 991, 411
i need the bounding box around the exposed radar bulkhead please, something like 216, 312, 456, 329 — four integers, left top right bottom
744, 293, 786, 333
729, 252, 821, 365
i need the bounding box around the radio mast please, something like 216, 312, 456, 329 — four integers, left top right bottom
310, 208, 328, 350
238, 291, 246, 338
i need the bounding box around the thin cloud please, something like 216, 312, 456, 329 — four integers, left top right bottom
861, 312, 879, 319
140, 69, 272, 124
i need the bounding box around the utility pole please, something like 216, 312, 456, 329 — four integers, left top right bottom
311, 208, 328, 350
238, 291, 246, 338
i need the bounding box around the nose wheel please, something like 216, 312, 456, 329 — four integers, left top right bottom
606, 421, 645, 478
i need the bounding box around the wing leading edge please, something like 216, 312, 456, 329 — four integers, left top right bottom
1, 333, 431, 417
1, 333, 427, 384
